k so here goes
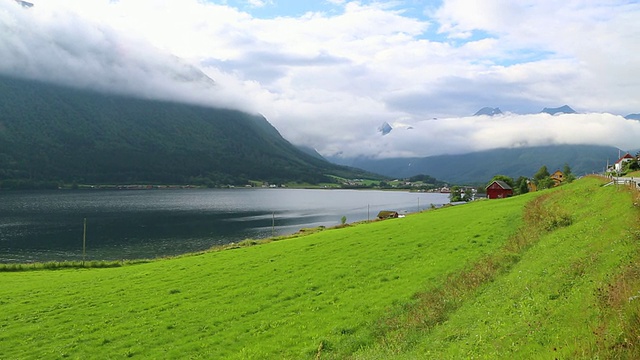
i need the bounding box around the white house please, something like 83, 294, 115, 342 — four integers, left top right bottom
613, 153, 635, 172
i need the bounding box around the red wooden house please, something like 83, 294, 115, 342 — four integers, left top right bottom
486, 180, 513, 199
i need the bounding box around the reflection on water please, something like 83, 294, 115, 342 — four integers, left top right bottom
0, 188, 450, 263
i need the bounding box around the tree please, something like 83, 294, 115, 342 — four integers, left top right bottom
450, 186, 473, 202
533, 165, 555, 189
624, 158, 639, 172
514, 176, 529, 195
534, 165, 550, 183
563, 163, 576, 183
489, 175, 515, 189
538, 176, 555, 190
450, 186, 464, 202
463, 187, 474, 201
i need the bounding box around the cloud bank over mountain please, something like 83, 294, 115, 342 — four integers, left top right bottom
1, 0, 639, 158
337, 112, 640, 159
0, 0, 258, 112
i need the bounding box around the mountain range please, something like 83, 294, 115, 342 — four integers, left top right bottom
541, 105, 576, 115
0, 75, 376, 188
1, 74, 636, 188
327, 145, 621, 185
334, 104, 633, 184
471, 105, 640, 119
474, 107, 503, 116
473, 105, 578, 116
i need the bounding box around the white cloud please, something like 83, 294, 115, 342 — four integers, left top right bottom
0, 0, 261, 112
336, 113, 640, 159
1, 0, 638, 160
247, 0, 272, 8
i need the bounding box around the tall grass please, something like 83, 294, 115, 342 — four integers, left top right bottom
0, 259, 150, 272
591, 184, 640, 359
594, 256, 640, 358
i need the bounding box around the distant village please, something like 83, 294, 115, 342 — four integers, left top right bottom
484, 151, 640, 200
370, 151, 640, 203
72, 152, 640, 198
371, 152, 640, 220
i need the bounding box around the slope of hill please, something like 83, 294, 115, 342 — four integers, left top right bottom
296, 145, 326, 160
0, 75, 375, 187
1, 177, 638, 359
328, 145, 619, 184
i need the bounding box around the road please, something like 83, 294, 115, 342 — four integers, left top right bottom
605, 176, 640, 189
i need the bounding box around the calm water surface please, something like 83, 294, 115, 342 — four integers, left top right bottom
0, 188, 449, 263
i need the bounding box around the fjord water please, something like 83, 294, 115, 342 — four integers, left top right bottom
0, 188, 449, 263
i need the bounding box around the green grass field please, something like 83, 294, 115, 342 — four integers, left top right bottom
627, 170, 640, 178
1, 177, 639, 359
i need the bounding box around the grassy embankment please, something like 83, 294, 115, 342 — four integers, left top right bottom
627, 170, 640, 178
1, 177, 639, 359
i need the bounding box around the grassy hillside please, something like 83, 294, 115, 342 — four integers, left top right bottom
0, 75, 376, 188
1, 177, 639, 359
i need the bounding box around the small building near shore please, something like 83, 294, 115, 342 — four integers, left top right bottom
486, 180, 513, 199
377, 210, 399, 219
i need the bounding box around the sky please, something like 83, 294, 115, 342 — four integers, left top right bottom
1, 0, 640, 158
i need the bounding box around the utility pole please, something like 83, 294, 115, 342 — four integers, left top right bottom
82, 218, 87, 266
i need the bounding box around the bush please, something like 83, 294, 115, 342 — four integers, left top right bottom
544, 211, 573, 231
524, 195, 573, 232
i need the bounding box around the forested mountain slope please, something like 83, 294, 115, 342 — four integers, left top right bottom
0, 75, 373, 187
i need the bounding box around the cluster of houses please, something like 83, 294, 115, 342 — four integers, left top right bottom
486, 152, 639, 200
486, 169, 566, 199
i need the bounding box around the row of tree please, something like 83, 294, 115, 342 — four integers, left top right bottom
492, 164, 576, 196
451, 164, 577, 202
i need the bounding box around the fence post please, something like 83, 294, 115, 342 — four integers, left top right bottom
82, 218, 87, 266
